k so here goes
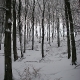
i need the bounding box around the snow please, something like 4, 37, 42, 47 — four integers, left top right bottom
6, 28, 11, 32
0, 35, 80, 80
8, 18, 12, 23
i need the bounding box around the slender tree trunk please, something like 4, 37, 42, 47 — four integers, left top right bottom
54, 27, 57, 38
64, 2, 71, 59
65, 0, 77, 65
52, 25, 54, 42
48, 3, 50, 45
4, 0, 13, 79
19, 0, 23, 57
29, 22, 31, 41
42, 0, 45, 58
48, 22, 50, 45
32, 0, 35, 50
23, 15, 26, 53
57, 18, 60, 47
13, 0, 18, 61
24, 0, 27, 53
27, 20, 29, 43
52, 13, 54, 42
35, 19, 38, 38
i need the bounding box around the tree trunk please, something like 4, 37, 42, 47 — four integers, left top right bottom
65, 0, 77, 65
41, 0, 45, 58
32, 0, 35, 50
52, 13, 54, 42
48, 3, 50, 45
19, 0, 23, 57
57, 18, 60, 47
27, 20, 29, 43
29, 22, 31, 41
23, 15, 26, 53
23, 0, 27, 53
4, 0, 13, 79
64, 2, 71, 59
35, 19, 38, 38
13, 0, 18, 61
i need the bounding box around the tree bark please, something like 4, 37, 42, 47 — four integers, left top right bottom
64, 2, 71, 59
32, 0, 35, 50
19, 0, 23, 57
57, 18, 60, 47
52, 13, 54, 42
27, 20, 29, 43
41, 0, 45, 58
4, 0, 13, 79
13, 0, 18, 61
48, 3, 50, 45
64, 0, 77, 65
63, 22, 65, 39
23, 0, 27, 53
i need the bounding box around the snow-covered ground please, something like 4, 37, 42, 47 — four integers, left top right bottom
0, 35, 80, 80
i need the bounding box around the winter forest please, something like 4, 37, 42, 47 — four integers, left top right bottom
0, 0, 80, 80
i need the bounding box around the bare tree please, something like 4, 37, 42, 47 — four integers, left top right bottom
4, 0, 13, 79
32, 0, 35, 50
41, 0, 46, 58
64, 0, 77, 65
23, 0, 28, 53
13, 0, 18, 61
48, 2, 51, 45
18, 0, 23, 57
64, 1, 71, 59
57, 17, 60, 47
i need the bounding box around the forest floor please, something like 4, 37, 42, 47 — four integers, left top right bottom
0, 35, 80, 80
